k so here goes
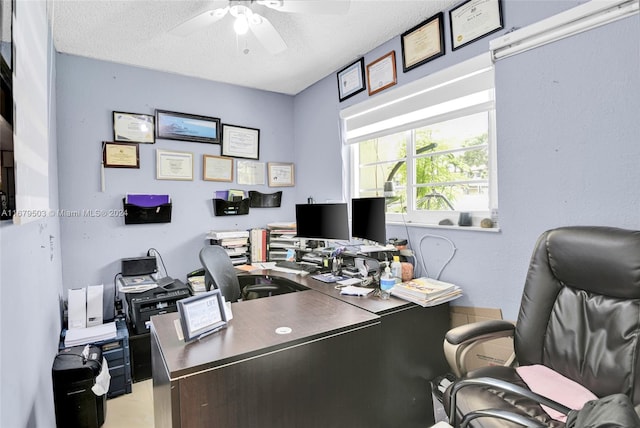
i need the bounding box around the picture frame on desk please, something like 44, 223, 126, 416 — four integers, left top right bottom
156, 109, 221, 144
177, 290, 228, 343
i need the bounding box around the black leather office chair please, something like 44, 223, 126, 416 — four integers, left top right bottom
199, 245, 304, 302
443, 226, 640, 427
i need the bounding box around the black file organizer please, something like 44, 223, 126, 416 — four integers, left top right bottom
123, 199, 172, 224
249, 191, 282, 208
213, 198, 250, 216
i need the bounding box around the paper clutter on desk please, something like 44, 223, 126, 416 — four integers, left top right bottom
339, 286, 374, 296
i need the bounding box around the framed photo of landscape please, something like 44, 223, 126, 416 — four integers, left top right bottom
156, 110, 220, 144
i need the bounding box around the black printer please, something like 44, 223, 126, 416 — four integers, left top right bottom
124, 279, 190, 334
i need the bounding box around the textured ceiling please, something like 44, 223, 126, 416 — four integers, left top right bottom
50, 0, 458, 95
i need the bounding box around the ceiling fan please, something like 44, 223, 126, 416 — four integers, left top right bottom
170, 0, 351, 54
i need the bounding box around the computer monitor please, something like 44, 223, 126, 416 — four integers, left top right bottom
295, 203, 350, 241
351, 197, 386, 245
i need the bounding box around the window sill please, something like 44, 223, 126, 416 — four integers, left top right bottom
387, 220, 501, 233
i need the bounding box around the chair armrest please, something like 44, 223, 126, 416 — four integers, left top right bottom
446, 320, 515, 345
449, 377, 571, 427
444, 320, 516, 377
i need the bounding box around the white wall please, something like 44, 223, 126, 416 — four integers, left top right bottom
294, 1, 640, 320
0, 1, 62, 427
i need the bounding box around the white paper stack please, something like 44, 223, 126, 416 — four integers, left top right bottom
65, 321, 117, 347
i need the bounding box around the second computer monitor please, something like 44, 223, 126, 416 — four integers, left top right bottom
295, 202, 350, 241
351, 197, 386, 245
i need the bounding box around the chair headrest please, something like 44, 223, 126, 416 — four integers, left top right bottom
543, 226, 640, 298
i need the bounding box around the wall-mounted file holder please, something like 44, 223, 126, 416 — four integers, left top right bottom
213, 198, 250, 216
249, 191, 282, 208
123, 198, 172, 224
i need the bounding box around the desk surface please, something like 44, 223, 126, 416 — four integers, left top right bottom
152, 289, 379, 379
241, 269, 414, 315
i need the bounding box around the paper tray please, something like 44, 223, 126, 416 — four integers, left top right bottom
213, 198, 250, 216
123, 199, 172, 224
249, 191, 282, 208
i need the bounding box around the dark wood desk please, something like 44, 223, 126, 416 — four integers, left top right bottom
152, 271, 450, 428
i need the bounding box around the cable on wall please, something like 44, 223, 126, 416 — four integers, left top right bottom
417, 233, 457, 280
147, 248, 168, 277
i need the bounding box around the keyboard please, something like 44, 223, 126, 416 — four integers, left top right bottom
275, 261, 319, 273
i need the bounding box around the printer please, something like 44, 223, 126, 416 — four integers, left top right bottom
125, 279, 190, 334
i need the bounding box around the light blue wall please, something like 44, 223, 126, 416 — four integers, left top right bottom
56, 55, 295, 305
294, 1, 640, 320
0, 1, 62, 427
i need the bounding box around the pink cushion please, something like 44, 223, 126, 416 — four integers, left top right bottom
516, 364, 597, 422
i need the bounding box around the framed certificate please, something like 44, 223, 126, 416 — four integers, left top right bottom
221, 124, 260, 160
103, 142, 139, 168
177, 290, 228, 343
401, 13, 445, 72
450, 0, 504, 51
203, 155, 233, 182
156, 149, 194, 181
337, 58, 366, 102
367, 51, 397, 96
268, 162, 294, 187
113, 111, 155, 143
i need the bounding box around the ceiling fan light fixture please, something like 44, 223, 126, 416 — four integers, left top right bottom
233, 15, 249, 34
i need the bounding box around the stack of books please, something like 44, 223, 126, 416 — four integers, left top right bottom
187, 275, 207, 295
207, 229, 250, 265
250, 228, 268, 263
391, 277, 462, 307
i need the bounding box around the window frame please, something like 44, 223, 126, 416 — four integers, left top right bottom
343, 54, 498, 228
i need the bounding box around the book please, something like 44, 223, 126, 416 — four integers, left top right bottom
207, 229, 250, 239
391, 277, 457, 300
391, 286, 462, 307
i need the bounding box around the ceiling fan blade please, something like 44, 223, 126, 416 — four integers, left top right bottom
169, 6, 230, 37
257, 0, 350, 15
248, 14, 287, 54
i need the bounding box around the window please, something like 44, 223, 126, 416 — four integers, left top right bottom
342, 54, 497, 226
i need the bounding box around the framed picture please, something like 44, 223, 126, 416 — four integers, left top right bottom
177, 290, 228, 343
401, 12, 445, 72
450, 0, 504, 51
221, 124, 260, 160
203, 155, 233, 182
156, 109, 221, 144
156, 149, 193, 181
367, 51, 397, 96
103, 141, 140, 168
113, 111, 155, 143
268, 162, 294, 187
337, 58, 366, 102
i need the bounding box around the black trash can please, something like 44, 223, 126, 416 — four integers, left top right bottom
52, 345, 106, 428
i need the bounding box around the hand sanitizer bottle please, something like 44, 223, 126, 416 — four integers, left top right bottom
391, 256, 402, 283
379, 267, 394, 300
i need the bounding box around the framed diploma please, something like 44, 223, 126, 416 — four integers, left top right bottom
177, 290, 228, 343
221, 124, 260, 160
156, 149, 194, 181
156, 109, 221, 144
203, 155, 233, 182
103, 142, 139, 168
268, 162, 295, 187
113, 111, 155, 143
450, 0, 504, 51
366, 51, 397, 96
337, 58, 366, 102
401, 13, 445, 72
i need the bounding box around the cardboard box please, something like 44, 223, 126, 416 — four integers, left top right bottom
450, 306, 514, 372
